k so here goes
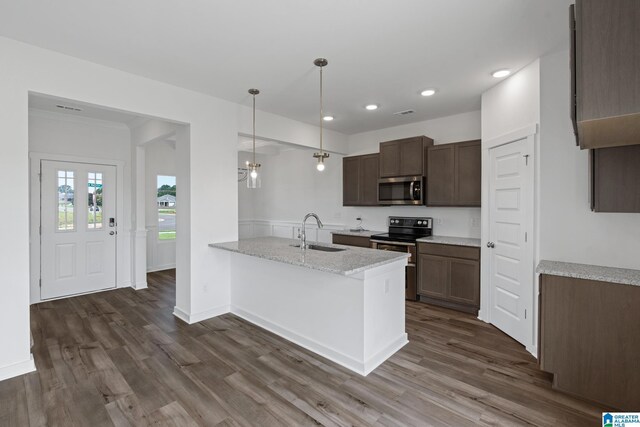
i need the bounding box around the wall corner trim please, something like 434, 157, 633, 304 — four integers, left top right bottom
0, 355, 36, 382
173, 305, 230, 324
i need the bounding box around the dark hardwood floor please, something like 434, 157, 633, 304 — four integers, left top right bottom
1, 269, 604, 426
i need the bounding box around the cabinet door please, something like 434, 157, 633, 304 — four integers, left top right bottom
418, 254, 449, 299
427, 144, 455, 205
592, 145, 640, 213
455, 140, 481, 206
448, 258, 480, 307
399, 137, 425, 176
575, 0, 640, 149
360, 154, 379, 205
342, 156, 360, 206
379, 141, 401, 177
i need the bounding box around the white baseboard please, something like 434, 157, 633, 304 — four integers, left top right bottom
133, 281, 148, 290
173, 304, 230, 324
146, 264, 176, 273
363, 335, 409, 375
231, 305, 402, 376
0, 355, 36, 382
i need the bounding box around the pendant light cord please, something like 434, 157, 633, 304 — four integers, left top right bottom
319, 64, 323, 155
252, 92, 256, 166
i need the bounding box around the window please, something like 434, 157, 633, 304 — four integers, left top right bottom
87, 172, 103, 229
57, 170, 75, 231
157, 175, 176, 240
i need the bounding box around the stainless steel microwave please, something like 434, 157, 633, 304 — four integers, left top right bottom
378, 176, 424, 205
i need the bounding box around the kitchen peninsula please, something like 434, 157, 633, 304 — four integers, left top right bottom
209, 236, 409, 375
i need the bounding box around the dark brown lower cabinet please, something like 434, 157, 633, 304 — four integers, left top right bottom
331, 234, 371, 248
539, 274, 640, 410
417, 243, 480, 314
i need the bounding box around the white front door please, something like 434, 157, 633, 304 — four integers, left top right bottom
40, 160, 117, 300
487, 138, 533, 346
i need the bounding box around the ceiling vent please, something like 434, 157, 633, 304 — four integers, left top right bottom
56, 104, 82, 112
394, 109, 415, 116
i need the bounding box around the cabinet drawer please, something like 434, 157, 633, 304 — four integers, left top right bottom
418, 242, 479, 261
332, 234, 371, 248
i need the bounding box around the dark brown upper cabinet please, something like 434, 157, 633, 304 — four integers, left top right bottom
379, 136, 434, 178
342, 153, 379, 206
590, 145, 640, 213
427, 139, 481, 207
571, 0, 640, 149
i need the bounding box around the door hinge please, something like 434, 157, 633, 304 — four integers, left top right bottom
523, 154, 530, 166
39, 278, 42, 288
525, 232, 527, 242
525, 309, 527, 319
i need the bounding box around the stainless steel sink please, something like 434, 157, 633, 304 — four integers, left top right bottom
290, 244, 346, 252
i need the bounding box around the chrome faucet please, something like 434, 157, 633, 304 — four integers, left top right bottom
299, 212, 323, 249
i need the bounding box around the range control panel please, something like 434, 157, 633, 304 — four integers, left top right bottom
389, 217, 433, 228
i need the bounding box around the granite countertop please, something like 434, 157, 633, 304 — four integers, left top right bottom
331, 230, 384, 238
416, 235, 482, 248
209, 236, 409, 276
537, 260, 640, 287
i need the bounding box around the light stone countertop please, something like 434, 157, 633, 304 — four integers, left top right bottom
416, 236, 482, 248
331, 230, 385, 238
209, 236, 409, 276
537, 260, 640, 287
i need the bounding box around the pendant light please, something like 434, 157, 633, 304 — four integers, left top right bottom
247, 88, 261, 188
313, 58, 329, 171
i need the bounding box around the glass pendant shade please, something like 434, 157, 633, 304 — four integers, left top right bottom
247, 164, 261, 188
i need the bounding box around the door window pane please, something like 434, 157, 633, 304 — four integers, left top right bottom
57, 171, 75, 231
157, 175, 176, 240
88, 172, 103, 229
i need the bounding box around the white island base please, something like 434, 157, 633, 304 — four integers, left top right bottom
212, 246, 408, 376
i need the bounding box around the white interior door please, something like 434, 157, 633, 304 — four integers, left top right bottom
40, 160, 117, 300
487, 138, 533, 346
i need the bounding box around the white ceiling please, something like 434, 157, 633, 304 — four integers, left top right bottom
2, 0, 571, 135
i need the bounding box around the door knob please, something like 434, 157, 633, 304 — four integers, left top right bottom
487, 241, 495, 248
109, 231, 115, 236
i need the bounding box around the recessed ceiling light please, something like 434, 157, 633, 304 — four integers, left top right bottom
323, 115, 334, 121
492, 69, 511, 78
365, 104, 378, 111
420, 89, 436, 97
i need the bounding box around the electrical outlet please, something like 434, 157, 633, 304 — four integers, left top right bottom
471, 217, 481, 227
435, 218, 443, 225
384, 279, 390, 294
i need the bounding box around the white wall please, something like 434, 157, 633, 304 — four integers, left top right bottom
539, 50, 640, 270
28, 110, 134, 300
0, 36, 238, 378
0, 35, 350, 379
481, 60, 540, 142
146, 140, 177, 272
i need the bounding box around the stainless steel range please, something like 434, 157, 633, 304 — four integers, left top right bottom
370, 216, 433, 301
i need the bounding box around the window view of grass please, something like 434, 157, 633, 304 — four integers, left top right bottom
157, 176, 176, 240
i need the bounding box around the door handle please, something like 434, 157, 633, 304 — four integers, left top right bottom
109, 231, 115, 236
487, 242, 495, 248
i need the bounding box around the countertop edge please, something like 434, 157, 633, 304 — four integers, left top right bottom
536, 260, 640, 287
209, 240, 409, 276
416, 236, 482, 248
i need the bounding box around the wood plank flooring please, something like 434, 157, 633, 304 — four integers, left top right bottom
0, 269, 604, 426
